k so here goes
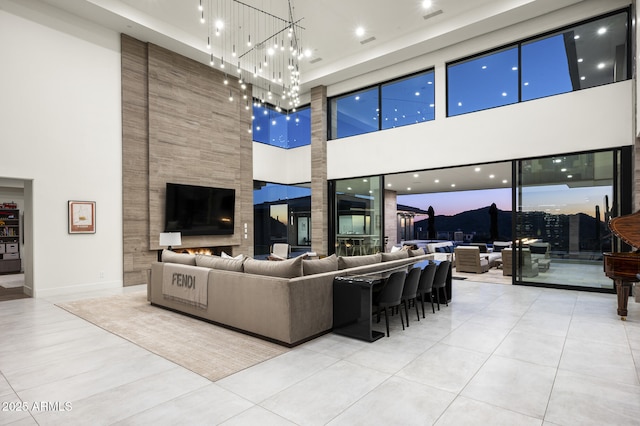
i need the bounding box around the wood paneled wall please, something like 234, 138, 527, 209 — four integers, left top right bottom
121, 35, 253, 286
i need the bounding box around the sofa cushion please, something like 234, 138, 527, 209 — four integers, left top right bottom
244, 256, 303, 278
195, 254, 244, 272
408, 248, 426, 257
381, 250, 409, 262
162, 250, 196, 266
221, 251, 244, 260
303, 254, 338, 276
338, 253, 382, 270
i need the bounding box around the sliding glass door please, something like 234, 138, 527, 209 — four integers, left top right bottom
514, 150, 626, 290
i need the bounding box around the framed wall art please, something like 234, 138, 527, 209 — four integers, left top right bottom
68, 200, 96, 234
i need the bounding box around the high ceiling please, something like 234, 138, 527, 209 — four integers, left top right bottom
24, 0, 610, 195
36, 0, 586, 98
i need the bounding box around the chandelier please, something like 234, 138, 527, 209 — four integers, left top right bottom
197, 0, 305, 110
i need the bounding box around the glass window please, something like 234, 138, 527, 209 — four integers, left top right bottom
330, 87, 379, 139
522, 11, 629, 101
447, 47, 519, 116
252, 103, 270, 145
287, 106, 311, 148
571, 12, 629, 90
381, 71, 435, 129
252, 103, 311, 148
516, 152, 615, 289
333, 176, 383, 256
253, 182, 312, 258
521, 34, 573, 101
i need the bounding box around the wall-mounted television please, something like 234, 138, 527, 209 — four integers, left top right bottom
164, 183, 235, 236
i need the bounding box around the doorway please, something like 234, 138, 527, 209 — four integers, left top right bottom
0, 178, 33, 301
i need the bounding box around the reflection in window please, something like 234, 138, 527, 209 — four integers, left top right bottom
381, 71, 435, 129
252, 103, 311, 149
448, 10, 629, 115
253, 182, 311, 257
334, 176, 383, 256
522, 11, 629, 101
330, 87, 379, 139
447, 47, 518, 116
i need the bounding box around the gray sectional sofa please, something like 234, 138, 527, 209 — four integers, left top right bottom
148, 249, 433, 347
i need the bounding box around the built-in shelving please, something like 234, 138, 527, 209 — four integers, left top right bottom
0, 209, 21, 274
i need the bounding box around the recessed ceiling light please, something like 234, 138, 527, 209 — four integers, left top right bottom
387, 183, 392, 187
580, 76, 586, 80
578, 58, 583, 63
489, 174, 495, 179
524, 82, 529, 86
474, 167, 481, 172
502, 180, 508, 184
434, 179, 439, 183
597, 63, 606, 69
561, 168, 567, 172
501, 92, 507, 97
567, 175, 573, 178
355, 26, 365, 37
451, 184, 456, 187
457, 102, 462, 106
481, 65, 487, 70
415, 92, 420, 96
413, 173, 419, 178
574, 35, 580, 40
363, 179, 368, 182
512, 66, 518, 71
347, 187, 352, 190
597, 27, 607, 35
422, 0, 432, 8
407, 187, 412, 191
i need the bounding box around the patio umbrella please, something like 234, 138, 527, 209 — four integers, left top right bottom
427, 206, 436, 239
489, 203, 498, 241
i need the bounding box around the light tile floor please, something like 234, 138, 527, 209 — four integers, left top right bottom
1, 280, 639, 425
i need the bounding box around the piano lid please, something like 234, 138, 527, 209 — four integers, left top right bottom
608, 210, 640, 250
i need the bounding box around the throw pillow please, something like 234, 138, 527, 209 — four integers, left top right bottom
408, 248, 425, 257
302, 254, 338, 276
337, 253, 382, 270
195, 254, 244, 272
161, 250, 196, 266
390, 245, 402, 253
244, 256, 304, 278
381, 250, 409, 262
221, 251, 244, 260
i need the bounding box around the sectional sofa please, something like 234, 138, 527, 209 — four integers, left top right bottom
148, 249, 433, 347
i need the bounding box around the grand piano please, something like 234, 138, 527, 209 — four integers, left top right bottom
603, 210, 640, 320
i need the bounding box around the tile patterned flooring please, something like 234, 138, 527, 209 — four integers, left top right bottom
1, 280, 639, 425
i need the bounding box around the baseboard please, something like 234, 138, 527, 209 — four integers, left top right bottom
33, 280, 122, 298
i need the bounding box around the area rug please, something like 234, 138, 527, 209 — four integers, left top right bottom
0, 273, 24, 289
57, 292, 288, 381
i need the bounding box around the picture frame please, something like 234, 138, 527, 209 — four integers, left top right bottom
68, 201, 96, 234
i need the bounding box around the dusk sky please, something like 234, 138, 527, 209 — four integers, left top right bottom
399, 185, 612, 219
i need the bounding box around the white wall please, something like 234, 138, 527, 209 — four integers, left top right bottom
328, 81, 632, 179
253, 143, 311, 184
0, 2, 122, 297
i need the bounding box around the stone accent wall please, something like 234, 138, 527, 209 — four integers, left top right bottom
121, 35, 253, 285
384, 190, 398, 252
311, 86, 328, 256
121, 35, 152, 286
